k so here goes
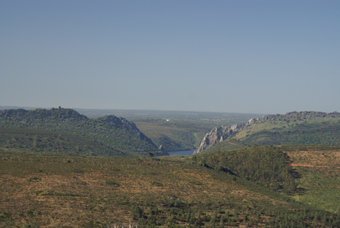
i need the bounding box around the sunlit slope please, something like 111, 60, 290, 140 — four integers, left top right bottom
203, 117, 340, 153
198, 144, 340, 214
1, 151, 339, 227
282, 145, 340, 213
235, 117, 340, 146
203, 139, 249, 153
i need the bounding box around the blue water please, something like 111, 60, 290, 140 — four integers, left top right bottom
167, 149, 195, 156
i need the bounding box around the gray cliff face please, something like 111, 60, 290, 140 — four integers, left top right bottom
194, 111, 340, 154
193, 124, 247, 154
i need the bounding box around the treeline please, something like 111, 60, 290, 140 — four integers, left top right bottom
254, 111, 340, 123
193, 146, 296, 193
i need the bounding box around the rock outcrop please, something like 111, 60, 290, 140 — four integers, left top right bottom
193, 124, 248, 154
194, 111, 340, 154
249, 111, 340, 124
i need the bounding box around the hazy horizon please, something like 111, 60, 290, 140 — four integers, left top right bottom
1, 1, 339, 114
1, 105, 265, 114
2, 105, 339, 117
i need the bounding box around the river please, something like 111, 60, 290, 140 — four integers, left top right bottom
167, 149, 195, 156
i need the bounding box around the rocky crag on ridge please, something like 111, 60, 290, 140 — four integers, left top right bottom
194, 111, 340, 154
193, 123, 248, 154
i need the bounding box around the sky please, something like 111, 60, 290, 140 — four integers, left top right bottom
1, 0, 339, 114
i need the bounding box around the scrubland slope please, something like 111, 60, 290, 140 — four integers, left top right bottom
1, 147, 340, 227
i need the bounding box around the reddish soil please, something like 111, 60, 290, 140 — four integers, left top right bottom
289, 163, 340, 168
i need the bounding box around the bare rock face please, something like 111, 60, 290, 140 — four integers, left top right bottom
247, 118, 257, 125
193, 124, 247, 154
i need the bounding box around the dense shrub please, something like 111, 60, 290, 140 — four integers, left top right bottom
195, 145, 296, 193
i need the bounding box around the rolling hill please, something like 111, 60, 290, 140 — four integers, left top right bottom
0, 108, 165, 155
1, 108, 340, 227
192, 144, 340, 213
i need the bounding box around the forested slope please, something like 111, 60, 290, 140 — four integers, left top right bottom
193, 145, 296, 193
0, 108, 163, 154
0, 127, 130, 156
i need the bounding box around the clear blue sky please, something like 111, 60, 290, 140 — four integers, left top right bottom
1, 0, 339, 114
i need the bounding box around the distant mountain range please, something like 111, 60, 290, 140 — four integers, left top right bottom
195, 111, 340, 153
0, 108, 166, 155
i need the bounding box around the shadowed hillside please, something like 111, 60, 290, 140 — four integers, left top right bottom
0, 108, 164, 154
0, 127, 131, 156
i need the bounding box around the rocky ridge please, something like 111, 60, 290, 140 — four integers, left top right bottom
248, 111, 340, 124
194, 111, 340, 154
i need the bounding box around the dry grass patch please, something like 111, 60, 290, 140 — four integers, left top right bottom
1, 152, 339, 227
286, 150, 340, 167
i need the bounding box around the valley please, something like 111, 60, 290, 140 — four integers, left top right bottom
1, 108, 340, 227
2, 1, 339, 227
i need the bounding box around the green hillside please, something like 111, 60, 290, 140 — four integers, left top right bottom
0, 127, 131, 156
281, 145, 340, 213
202, 115, 340, 154
237, 117, 340, 146
203, 139, 249, 153
0, 108, 162, 154
192, 145, 340, 213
